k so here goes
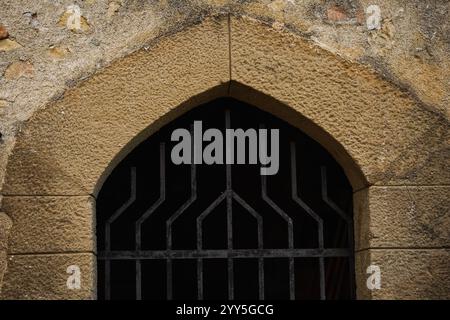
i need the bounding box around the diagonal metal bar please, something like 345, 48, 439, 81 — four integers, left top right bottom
232, 192, 263, 249
259, 123, 295, 300
104, 166, 137, 300
232, 192, 265, 300
261, 173, 295, 300
134, 143, 165, 300
165, 127, 197, 300
261, 175, 294, 248
195, 192, 227, 300
166, 161, 197, 250
290, 142, 324, 248
321, 166, 355, 298
196, 192, 227, 250
290, 142, 326, 300
135, 142, 166, 250
105, 167, 137, 251
320, 166, 351, 223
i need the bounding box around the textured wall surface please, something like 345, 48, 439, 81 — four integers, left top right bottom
0, 0, 449, 299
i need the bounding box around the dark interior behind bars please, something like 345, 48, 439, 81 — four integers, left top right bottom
96, 98, 355, 300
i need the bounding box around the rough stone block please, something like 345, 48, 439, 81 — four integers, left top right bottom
2, 196, 94, 254
1, 253, 95, 300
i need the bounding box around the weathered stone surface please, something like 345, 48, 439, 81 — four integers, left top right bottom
355, 249, 450, 300
0, 251, 7, 295
1, 253, 95, 299
230, 16, 449, 187
0, 39, 21, 52
107, 1, 122, 21
4, 61, 34, 80
2, 196, 94, 254
0, 25, 8, 39
0, 212, 12, 251
354, 186, 450, 250
47, 46, 70, 60
0, 213, 12, 293
2, 17, 229, 195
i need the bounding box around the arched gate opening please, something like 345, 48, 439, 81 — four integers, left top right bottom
96, 98, 355, 300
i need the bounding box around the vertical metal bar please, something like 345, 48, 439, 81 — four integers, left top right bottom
289, 258, 295, 300
259, 258, 264, 300
233, 192, 264, 300
165, 126, 198, 300
227, 258, 234, 300
321, 166, 354, 298
104, 166, 137, 300
136, 144, 165, 250
225, 109, 234, 300
261, 137, 294, 248
133, 144, 165, 299
196, 153, 203, 301
166, 259, 172, 300
258, 123, 268, 300
291, 143, 331, 300
319, 257, 326, 300
258, 207, 264, 301
136, 260, 142, 300
261, 137, 296, 300
197, 258, 203, 300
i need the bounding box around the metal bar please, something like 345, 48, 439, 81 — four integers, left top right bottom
105, 167, 137, 250
99, 248, 350, 259
232, 192, 263, 249
261, 174, 294, 248
195, 192, 226, 301
197, 258, 203, 300
167, 127, 197, 250
259, 257, 264, 300
132, 144, 165, 299
321, 166, 355, 298
232, 191, 265, 300
291, 142, 324, 249
289, 258, 295, 300
319, 257, 326, 300
166, 259, 172, 300
259, 140, 296, 300
225, 109, 234, 300
197, 193, 227, 250
136, 260, 142, 300
320, 166, 351, 223
135, 143, 166, 250
228, 258, 234, 300
165, 129, 197, 300
291, 143, 327, 299
104, 166, 137, 300
327, 219, 344, 299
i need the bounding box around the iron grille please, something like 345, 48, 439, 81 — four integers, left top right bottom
97, 98, 355, 300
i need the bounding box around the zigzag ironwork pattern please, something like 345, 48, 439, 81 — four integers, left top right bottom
97, 99, 354, 300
